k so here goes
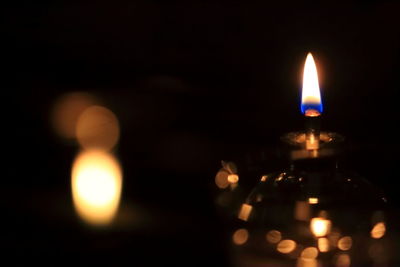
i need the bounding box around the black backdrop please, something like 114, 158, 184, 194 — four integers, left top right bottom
2, 1, 399, 266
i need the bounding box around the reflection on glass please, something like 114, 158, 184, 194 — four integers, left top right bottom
277, 240, 296, 254
76, 106, 120, 151
310, 217, 331, 237
232, 229, 249, 245
306, 133, 320, 151
370, 222, 386, 239
266, 230, 282, 244
71, 150, 122, 226
337, 236, 352, 251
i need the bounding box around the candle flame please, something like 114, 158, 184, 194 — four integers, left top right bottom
301, 53, 323, 115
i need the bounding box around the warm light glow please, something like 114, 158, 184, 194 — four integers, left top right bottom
294, 201, 310, 221
277, 240, 297, 254
238, 203, 253, 221
222, 161, 238, 174
336, 253, 351, 267
71, 150, 123, 226
371, 222, 386, 239
297, 258, 318, 267
308, 197, 319, 204
338, 236, 352, 251
300, 247, 319, 259
266, 230, 282, 244
310, 217, 331, 237
76, 106, 120, 151
318, 237, 330, 252
328, 230, 341, 248
51, 92, 97, 139
228, 174, 239, 184
301, 53, 322, 115
306, 134, 319, 150
215, 169, 230, 189
318, 210, 328, 218
232, 229, 249, 245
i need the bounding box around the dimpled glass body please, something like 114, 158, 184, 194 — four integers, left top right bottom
231, 159, 390, 267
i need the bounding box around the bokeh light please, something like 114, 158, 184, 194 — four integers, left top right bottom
71, 150, 123, 226
370, 222, 386, 239
51, 92, 98, 139
232, 229, 249, 245
310, 217, 331, 237
277, 239, 296, 254
308, 197, 318, 204
337, 236, 352, 251
238, 203, 253, 221
215, 169, 230, 189
266, 230, 282, 244
318, 237, 329, 252
300, 247, 319, 259
76, 105, 120, 151
227, 174, 239, 184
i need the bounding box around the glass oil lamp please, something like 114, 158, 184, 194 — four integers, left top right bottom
222, 53, 392, 267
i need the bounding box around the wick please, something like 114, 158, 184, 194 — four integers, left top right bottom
305, 109, 321, 117
305, 109, 321, 151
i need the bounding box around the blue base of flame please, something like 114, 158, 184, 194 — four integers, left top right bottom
301, 103, 323, 115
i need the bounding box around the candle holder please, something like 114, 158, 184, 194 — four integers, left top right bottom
214, 53, 396, 266
224, 131, 391, 267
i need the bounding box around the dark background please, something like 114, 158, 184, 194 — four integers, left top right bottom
2, 0, 399, 266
